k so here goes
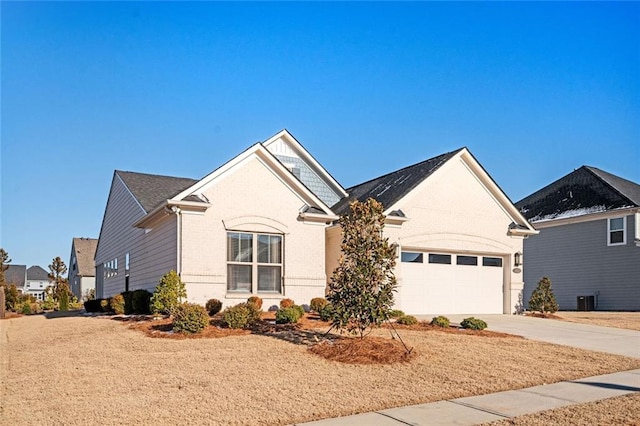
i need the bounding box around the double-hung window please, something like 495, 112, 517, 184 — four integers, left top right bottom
227, 232, 283, 294
608, 217, 626, 246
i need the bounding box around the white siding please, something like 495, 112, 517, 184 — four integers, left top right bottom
95, 173, 177, 298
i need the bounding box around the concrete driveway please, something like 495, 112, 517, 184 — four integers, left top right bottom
416, 314, 640, 358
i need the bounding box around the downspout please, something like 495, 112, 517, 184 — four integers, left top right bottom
172, 207, 182, 276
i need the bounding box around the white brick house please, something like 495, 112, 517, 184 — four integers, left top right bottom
95, 130, 536, 314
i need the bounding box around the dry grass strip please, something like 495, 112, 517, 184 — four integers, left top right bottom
2, 314, 640, 426
554, 311, 640, 331
483, 393, 640, 425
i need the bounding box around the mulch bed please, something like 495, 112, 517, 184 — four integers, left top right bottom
384, 321, 521, 338
308, 336, 417, 364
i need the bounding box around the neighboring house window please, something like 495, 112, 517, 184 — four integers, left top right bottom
104, 258, 119, 278
227, 232, 283, 294
608, 217, 626, 246
401, 252, 423, 263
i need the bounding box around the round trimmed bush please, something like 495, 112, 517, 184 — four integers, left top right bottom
460, 317, 487, 330
430, 316, 450, 328
100, 298, 112, 313
131, 289, 152, 314
318, 303, 334, 322
396, 315, 418, 325
110, 294, 125, 315
275, 306, 303, 324
172, 303, 210, 334
247, 296, 263, 309
310, 297, 328, 313
280, 298, 295, 309
205, 298, 223, 316
388, 309, 405, 319
223, 303, 261, 329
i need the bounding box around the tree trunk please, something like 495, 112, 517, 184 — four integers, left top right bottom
0, 285, 6, 319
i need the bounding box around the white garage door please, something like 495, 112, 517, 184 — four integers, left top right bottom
399, 252, 504, 315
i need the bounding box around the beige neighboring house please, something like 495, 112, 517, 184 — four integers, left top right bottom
68, 237, 98, 300
95, 130, 536, 314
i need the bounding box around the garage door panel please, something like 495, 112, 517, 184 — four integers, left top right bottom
400, 252, 503, 315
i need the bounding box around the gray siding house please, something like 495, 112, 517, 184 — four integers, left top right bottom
516, 166, 640, 311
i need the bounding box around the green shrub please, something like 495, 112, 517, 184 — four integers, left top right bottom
310, 297, 328, 313
223, 303, 261, 329
110, 294, 125, 315
430, 316, 450, 328
396, 315, 418, 325
318, 303, 334, 322
293, 304, 304, 318
247, 296, 263, 309
121, 291, 134, 314
172, 303, 210, 334
21, 303, 32, 315
150, 270, 187, 315
388, 309, 405, 319
42, 293, 56, 311
69, 296, 84, 310
205, 299, 223, 316
528, 276, 559, 314
58, 290, 69, 312
276, 306, 303, 324
132, 290, 152, 314
280, 298, 295, 309
460, 317, 487, 330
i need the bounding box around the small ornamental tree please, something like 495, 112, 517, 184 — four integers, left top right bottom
151, 270, 187, 315
528, 276, 559, 315
327, 198, 398, 339
48, 256, 69, 302
0, 248, 11, 319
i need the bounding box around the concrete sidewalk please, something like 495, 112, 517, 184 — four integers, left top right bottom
296, 369, 640, 425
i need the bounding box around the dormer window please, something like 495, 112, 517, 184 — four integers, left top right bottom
608, 217, 626, 246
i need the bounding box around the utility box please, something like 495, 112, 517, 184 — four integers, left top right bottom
577, 295, 595, 311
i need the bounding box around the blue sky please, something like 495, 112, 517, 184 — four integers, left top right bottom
2, 1, 639, 270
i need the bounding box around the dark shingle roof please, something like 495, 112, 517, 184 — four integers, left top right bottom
331, 149, 463, 215
26, 265, 48, 281
4, 265, 26, 287
516, 166, 640, 222
117, 171, 198, 213
72, 238, 98, 277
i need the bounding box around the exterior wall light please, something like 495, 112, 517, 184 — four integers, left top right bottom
514, 251, 522, 267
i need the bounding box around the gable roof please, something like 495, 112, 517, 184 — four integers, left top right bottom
4, 265, 26, 287
516, 166, 640, 222
332, 149, 463, 215
26, 265, 48, 281
117, 171, 198, 213
72, 238, 98, 277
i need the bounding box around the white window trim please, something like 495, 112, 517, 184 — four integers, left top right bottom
607, 216, 626, 246
226, 232, 283, 295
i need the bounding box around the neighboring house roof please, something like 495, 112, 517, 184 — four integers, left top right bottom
516, 166, 640, 222
26, 266, 48, 281
4, 265, 26, 287
72, 238, 98, 277
117, 171, 199, 213
332, 148, 464, 215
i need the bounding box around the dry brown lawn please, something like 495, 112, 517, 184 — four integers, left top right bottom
1, 314, 639, 426
484, 393, 640, 425
554, 311, 640, 331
